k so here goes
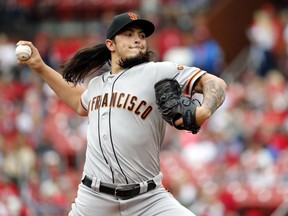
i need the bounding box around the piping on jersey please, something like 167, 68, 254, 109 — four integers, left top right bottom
97, 103, 115, 183
108, 70, 129, 184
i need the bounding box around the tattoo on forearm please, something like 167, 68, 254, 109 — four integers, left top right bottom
203, 80, 225, 114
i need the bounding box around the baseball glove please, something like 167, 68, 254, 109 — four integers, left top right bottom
154, 78, 200, 134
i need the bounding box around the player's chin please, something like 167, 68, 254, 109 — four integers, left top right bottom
128, 50, 144, 58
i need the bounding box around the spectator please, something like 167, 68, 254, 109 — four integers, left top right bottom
246, 6, 280, 77
189, 24, 225, 76
0, 34, 18, 81
240, 134, 276, 189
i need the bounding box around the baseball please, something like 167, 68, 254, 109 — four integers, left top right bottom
15, 45, 32, 61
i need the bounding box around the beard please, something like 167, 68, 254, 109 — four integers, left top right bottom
118, 50, 154, 69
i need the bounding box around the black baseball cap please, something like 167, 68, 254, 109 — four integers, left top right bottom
106, 12, 155, 39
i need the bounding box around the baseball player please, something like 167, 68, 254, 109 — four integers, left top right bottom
17, 12, 227, 216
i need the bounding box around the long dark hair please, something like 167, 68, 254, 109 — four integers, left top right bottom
61, 43, 111, 84
61, 43, 156, 84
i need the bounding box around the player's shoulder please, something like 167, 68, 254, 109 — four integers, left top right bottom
147, 61, 175, 66
152, 61, 190, 70
129, 61, 180, 71
87, 71, 109, 86
128, 61, 158, 72
135, 61, 156, 68
138, 61, 180, 70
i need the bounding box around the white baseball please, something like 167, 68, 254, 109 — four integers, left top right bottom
15, 45, 32, 61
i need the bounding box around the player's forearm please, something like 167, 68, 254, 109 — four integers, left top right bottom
16, 40, 87, 116
201, 77, 227, 117
36, 64, 87, 115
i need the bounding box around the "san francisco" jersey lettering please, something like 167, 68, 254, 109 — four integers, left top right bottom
88, 92, 153, 120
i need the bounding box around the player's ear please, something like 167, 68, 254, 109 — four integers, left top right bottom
105, 39, 115, 52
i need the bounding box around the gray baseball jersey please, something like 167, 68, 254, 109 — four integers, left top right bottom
69, 61, 204, 216
80, 61, 205, 184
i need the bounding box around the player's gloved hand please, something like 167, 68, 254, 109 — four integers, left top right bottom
154, 78, 201, 134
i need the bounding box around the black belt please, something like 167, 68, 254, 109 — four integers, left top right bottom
82, 176, 156, 200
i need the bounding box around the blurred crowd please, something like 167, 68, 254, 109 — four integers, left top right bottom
0, 0, 288, 216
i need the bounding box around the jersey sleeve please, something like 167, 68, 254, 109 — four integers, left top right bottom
80, 89, 89, 111
178, 67, 206, 95
154, 61, 206, 96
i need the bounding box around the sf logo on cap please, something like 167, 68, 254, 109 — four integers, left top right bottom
128, 13, 138, 20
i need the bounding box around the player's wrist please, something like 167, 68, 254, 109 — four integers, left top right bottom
174, 118, 183, 127
32, 61, 49, 75
196, 106, 211, 125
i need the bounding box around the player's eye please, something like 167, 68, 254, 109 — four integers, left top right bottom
139, 34, 146, 39
125, 32, 133, 37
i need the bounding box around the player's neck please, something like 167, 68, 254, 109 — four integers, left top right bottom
108, 54, 119, 74
110, 63, 122, 74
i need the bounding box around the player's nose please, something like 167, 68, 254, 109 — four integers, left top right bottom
134, 37, 141, 44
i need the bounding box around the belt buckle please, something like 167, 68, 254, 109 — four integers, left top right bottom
114, 187, 120, 198
114, 186, 134, 199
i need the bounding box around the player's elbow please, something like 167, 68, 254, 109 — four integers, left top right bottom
207, 74, 227, 92
218, 77, 227, 93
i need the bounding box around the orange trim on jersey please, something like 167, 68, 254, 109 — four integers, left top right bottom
80, 98, 88, 112
185, 69, 202, 95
